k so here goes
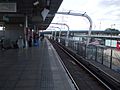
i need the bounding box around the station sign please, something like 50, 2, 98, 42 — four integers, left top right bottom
0, 3, 16, 12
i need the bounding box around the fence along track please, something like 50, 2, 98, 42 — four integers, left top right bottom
51, 40, 120, 90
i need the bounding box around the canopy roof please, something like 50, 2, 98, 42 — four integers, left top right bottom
0, 0, 63, 30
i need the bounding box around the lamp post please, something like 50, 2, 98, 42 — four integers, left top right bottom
46, 28, 55, 39
57, 11, 93, 45
51, 23, 69, 46
41, 23, 68, 43
49, 26, 61, 41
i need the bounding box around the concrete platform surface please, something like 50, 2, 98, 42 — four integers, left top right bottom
0, 38, 75, 90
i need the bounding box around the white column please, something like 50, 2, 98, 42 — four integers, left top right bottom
25, 15, 28, 48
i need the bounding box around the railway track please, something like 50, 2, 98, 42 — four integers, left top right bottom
50, 39, 120, 90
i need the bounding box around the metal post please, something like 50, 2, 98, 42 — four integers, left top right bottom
25, 15, 28, 48
33, 25, 36, 45
65, 24, 70, 46
95, 46, 98, 61
110, 33, 113, 69
101, 48, 104, 64
85, 44, 87, 59
51, 30, 54, 39
110, 47, 113, 69
26, 16, 28, 28
54, 29, 57, 40
58, 28, 61, 42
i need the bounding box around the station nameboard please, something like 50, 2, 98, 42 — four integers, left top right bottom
0, 3, 16, 12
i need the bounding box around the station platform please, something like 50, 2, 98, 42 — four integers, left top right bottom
0, 38, 75, 90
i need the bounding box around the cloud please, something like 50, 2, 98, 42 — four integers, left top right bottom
52, 0, 120, 30
104, 8, 120, 20
97, 0, 120, 21
99, 0, 120, 7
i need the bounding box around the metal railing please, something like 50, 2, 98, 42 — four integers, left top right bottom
52, 36, 120, 73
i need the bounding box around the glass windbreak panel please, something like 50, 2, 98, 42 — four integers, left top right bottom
74, 41, 78, 51
97, 47, 103, 63
60, 38, 65, 45
78, 43, 86, 58
68, 40, 71, 48
91, 46, 96, 60
68, 40, 74, 49
103, 48, 111, 67
86, 46, 92, 60
86, 45, 96, 60
73, 41, 75, 50
71, 40, 74, 49
112, 49, 120, 73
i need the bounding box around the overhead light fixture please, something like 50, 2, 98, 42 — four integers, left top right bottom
33, 1, 39, 6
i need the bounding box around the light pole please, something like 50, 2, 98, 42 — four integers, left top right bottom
46, 28, 55, 39
57, 11, 93, 45
51, 23, 69, 45
49, 26, 61, 41
41, 23, 68, 43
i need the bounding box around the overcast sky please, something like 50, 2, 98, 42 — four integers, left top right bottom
50, 0, 120, 31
